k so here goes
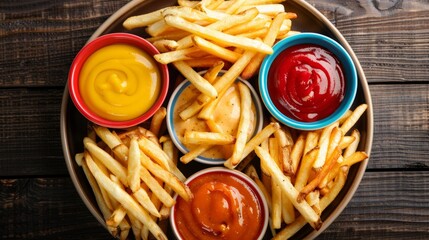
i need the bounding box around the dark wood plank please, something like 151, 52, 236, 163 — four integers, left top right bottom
0, 177, 111, 239
318, 171, 429, 239
0, 88, 67, 176
370, 84, 429, 170
306, 0, 429, 84
1, 171, 427, 239
0, 0, 130, 88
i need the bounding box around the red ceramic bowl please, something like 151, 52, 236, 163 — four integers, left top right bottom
68, 33, 169, 128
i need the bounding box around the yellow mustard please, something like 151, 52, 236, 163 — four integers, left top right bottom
79, 43, 160, 121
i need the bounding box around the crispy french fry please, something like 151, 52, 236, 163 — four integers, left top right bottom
271, 179, 282, 229
229, 82, 252, 166
173, 60, 218, 98
150, 107, 167, 137
340, 104, 368, 134
106, 205, 127, 229
127, 138, 141, 192
290, 133, 305, 174
344, 129, 361, 158
140, 166, 175, 208
154, 46, 201, 64
164, 15, 273, 54
184, 131, 235, 145
255, 146, 322, 230
139, 152, 192, 201
84, 137, 128, 186
180, 145, 212, 164
86, 157, 167, 240
313, 122, 338, 170
153, 39, 179, 52
123, 8, 167, 29
282, 191, 296, 224
137, 136, 171, 172
298, 148, 341, 202
224, 122, 280, 169
294, 147, 319, 191
193, 36, 241, 62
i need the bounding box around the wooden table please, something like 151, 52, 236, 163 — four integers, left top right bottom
1, 0, 428, 239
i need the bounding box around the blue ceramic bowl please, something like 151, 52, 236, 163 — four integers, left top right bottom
167, 72, 263, 165
259, 33, 357, 130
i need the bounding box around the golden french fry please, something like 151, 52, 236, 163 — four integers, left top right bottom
137, 136, 171, 171
339, 135, 356, 150
173, 60, 218, 98
290, 133, 305, 174
146, 19, 177, 37
184, 57, 226, 68
139, 152, 192, 201
282, 191, 296, 224
344, 129, 361, 158
154, 46, 201, 64
298, 148, 341, 202
340, 151, 368, 168
224, 18, 269, 36
153, 39, 179, 53
255, 146, 322, 230
127, 138, 141, 192
161, 6, 218, 22
274, 168, 347, 240
164, 15, 273, 54
294, 147, 319, 191
180, 145, 212, 164
241, 12, 286, 80
123, 8, 167, 30
224, 0, 246, 14
238, 4, 285, 16
140, 166, 175, 208
229, 82, 252, 166
184, 130, 235, 145
106, 205, 127, 229
271, 179, 282, 229
150, 107, 167, 137
312, 122, 338, 169
224, 122, 280, 169
203, 61, 225, 83
93, 126, 128, 162
340, 104, 368, 134
83, 137, 128, 186
132, 188, 161, 218
86, 157, 167, 240
193, 36, 242, 62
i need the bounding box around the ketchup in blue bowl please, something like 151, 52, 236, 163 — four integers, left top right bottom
259, 33, 357, 130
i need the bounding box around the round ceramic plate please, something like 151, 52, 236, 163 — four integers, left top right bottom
60, 0, 374, 239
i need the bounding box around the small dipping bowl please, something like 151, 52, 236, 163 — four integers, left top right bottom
259, 32, 357, 130
166, 72, 263, 165
170, 167, 269, 240
68, 33, 169, 128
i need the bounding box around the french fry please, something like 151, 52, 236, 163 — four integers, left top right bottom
123, 8, 167, 30
180, 145, 212, 164
86, 157, 167, 240
294, 147, 319, 191
241, 12, 286, 79
153, 39, 179, 52
340, 104, 368, 134
298, 148, 341, 202
224, 122, 280, 169
164, 15, 273, 54
139, 152, 192, 201
224, 18, 269, 36
93, 126, 128, 162
150, 107, 167, 137
282, 191, 296, 224
172, 60, 218, 98
229, 82, 252, 166
344, 129, 361, 158
271, 180, 282, 229
106, 205, 127, 229
193, 36, 242, 62
83, 137, 128, 186
290, 133, 305, 174
184, 131, 235, 145
255, 146, 322, 230
127, 138, 141, 192
139, 166, 175, 208
312, 122, 338, 170
154, 46, 201, 64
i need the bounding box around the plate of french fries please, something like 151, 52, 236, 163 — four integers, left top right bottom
61, 0, 374, 239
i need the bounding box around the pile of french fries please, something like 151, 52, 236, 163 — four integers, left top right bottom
75, 108, 192, 240
244, 104, 369, 239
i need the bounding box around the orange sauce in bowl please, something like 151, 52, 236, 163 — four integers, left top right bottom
173, 170, 266, 240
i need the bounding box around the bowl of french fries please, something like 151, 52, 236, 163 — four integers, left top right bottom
61, 0, 373, 239
166, 70, 264, 165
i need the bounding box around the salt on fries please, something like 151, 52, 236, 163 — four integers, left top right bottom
75, 115, 192, 240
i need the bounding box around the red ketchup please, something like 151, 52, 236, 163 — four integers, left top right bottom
268, 44, 345, 122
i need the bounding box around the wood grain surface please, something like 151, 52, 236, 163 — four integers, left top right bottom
1, 0, 428, 239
